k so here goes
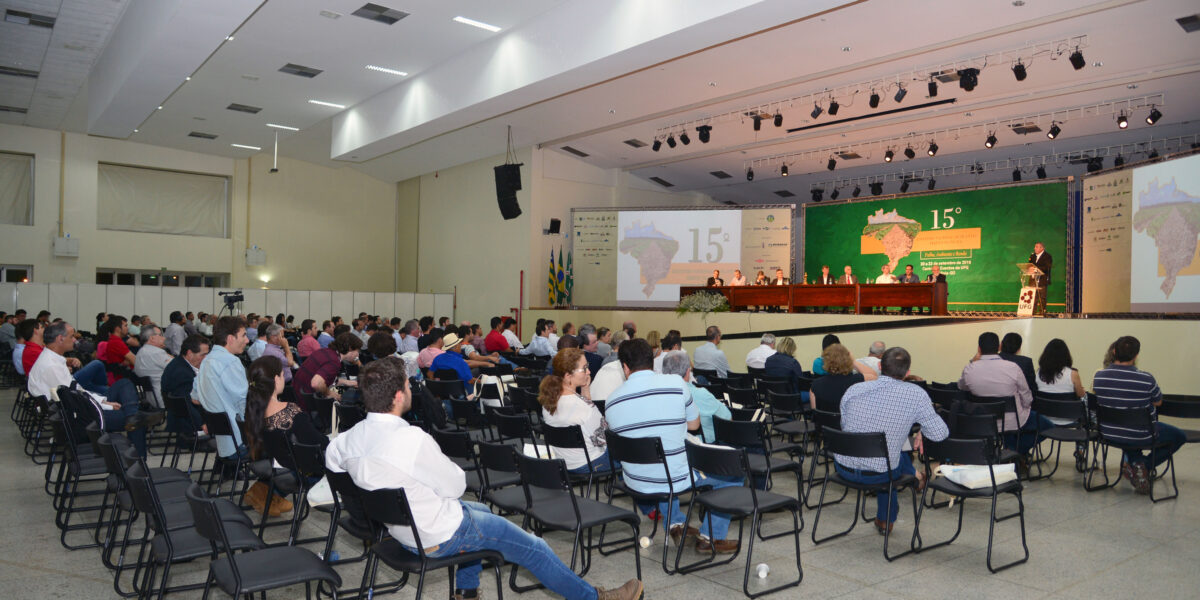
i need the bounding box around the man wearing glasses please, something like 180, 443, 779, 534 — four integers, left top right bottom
133, 325, 172, 408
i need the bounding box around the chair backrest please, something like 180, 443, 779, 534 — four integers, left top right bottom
1031, 397, 1085, 423
1158, 397, 1200, 419
480, 364, 515, 377
726, 386, 758, 408
747, 366, 766, 376
124, 460, 169, 534
308, 395, 334, 434
684, 439, 749, 483
360, 487, 421, 547
433, 368, 460, 382
449, 398, 487, 428
164, 393, 193, 421
1034, 390, 1080, 402
96, 431, 126, 478
713, 416, 767, 450
185, 482, 241, 575
288, 434, 326, 479
1096, 404, 1156, 442
261, 427, 296, 470
603, 430, 667, 466
693, 368, 720, 383
927, 387, 962, 409
766, 389, 805, 415
492, 411, 534, 442
728, 406, 759, 421
516, 453, 572, 492
426, 379, 466, 400
811, 409, 841, 433
198, 406, 237, 437
334, 401, 366, 432
929, 381, 958, 390
922, 436, 995, 467
431, 427, 477, 462
821, 428, 889, 463
541, 423, 587, 450
514, 374, 542, 391
954, 413, 999, 440
476, 439, 522, 474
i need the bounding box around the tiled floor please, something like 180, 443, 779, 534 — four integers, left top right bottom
7, 386, 1199, 599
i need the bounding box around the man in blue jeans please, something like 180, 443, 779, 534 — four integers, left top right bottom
605, 339, 740, 553
326, 356, 642, 600
835, 346, 948, 533
1093, 335, 1187, 494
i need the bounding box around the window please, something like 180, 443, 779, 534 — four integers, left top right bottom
1, 265, 32, 282
96, 163, 229, 237
116, 273, 135, 286
0, 152, 33, 226
95, 272, 114, 285
184, 275, 202, 287
140, 273, 160, 286
97, 269, 227, 288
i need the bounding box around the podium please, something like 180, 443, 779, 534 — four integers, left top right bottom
1015, 262, 1044, 316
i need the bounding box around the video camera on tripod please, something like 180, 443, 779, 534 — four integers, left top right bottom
218, 289, 244, 313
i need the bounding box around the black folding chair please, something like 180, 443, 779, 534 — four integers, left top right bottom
802, 409, 848, 510
674, 440, 803, 599
914, 437, 1030, 573
600, 431, 682, 574
1086, 405, 1179, 502
360, 487, 505, 600
810, 427, 918, 561
1158, 395, 1200, 443
540, 423, 617, 500
1029, 394, 1095, 480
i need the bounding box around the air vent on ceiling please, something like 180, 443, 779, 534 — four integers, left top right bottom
0, 65, 40, 79
774, 190, 795, 198
4, 9, 56, 28
1177, 14, 1200, 32
279, 63, 323, 78
0, 105, 28, 114
188, 131, 218, 140
1009, 122, 1043, 135
319, 10, 342, 19
835, 151, 863, 160
623, 139, 648, 148
709, 170, 733, 179
648, 177, 674, 188
352, 3, 409, 25
227, 103, 262, 114
561, 146, 589, 158
930, 68, 961, 83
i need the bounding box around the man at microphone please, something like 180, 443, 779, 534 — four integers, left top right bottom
1028, 242, 1052, 316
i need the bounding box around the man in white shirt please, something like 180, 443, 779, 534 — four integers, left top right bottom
745, 333, 777, 369
729, 269, 747, 286
164, 311, 188, 356
30, 321, 162, 454
132, 325, 172, 408
326, 357, 642, 600
693, 326, 731, 378
855, 341, 886, 376
501, 318, 524, 351
521, 319, 556, 358
875, 264, 899, 284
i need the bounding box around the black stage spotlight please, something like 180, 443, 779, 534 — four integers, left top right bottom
928, 178, 936, 190
811, 188, 824, 202
1047, 123, 1061, 139
774, 113, 783, 127
870, 181, 883, 195
852, 185, 862, 198
652, 139, 662, 152
928, 80, 938, 97
752, 115, 762, 131
900, 179, 910, 193
830, 188, 840, 200
1114, 155, 1125, 168
1146, 107, 1162, 125
927, 142, 938, 157
957, 68, 979, 91
696, 125, 711, 143
904, 146, 916, 160
894, 86, 907, 103
1087, 157, 1103, 173
884, 149, 894, 163
746, 167, 754, 181
1036, 165, 1047, 179
1069, 48, 1085, 70
985, 133, 997, 149
1012, 168, 1022, 181
811, 104, 822, 119
827, 157, 837, 171
666, 134, 676, 148
1148, 148, 1159, 159
1117, 112, 1128, 129
679, 131, 690, 145
1012, 61, 1027, 81
781, 164, 789, 177
828, 99, 839, 115
869, 91, 880, 108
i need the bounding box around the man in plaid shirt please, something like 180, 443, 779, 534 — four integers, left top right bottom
835, 347, 948, 533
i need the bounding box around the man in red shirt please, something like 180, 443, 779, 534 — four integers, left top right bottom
483, 316, 510, 354
101, 316, 137, 379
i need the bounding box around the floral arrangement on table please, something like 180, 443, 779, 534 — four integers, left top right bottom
676, 291, 730, 316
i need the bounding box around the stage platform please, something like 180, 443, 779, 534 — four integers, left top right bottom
521, 308, 1199, 394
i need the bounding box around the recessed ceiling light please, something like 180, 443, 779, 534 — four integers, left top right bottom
231, 143, 261, 150
225, 35, 235, 41
132, 129, 138, 133
365, 65, 408, 76
266, 123, 299, 131
308, 99, 345, 109
157, 105, 163, 110
184, 76, 191, 81
453, 15, 501, 32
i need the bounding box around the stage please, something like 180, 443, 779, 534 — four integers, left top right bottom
520, 308, 1199, 394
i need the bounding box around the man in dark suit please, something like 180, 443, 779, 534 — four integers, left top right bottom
838, 265, 858, 284
924, 265, 946, 283
771, 268, 788, 285
999, 332, 1037, 394
815, 265, 836, 285
1029, 242, 1052, 316
706, 269, 724, 287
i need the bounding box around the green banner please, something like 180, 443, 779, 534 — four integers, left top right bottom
803, 182, 1069, 312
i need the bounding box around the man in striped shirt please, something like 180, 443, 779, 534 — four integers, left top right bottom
1093, 336, 1185, 494
605, 338, 740, 553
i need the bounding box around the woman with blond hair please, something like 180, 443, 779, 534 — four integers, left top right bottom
763, 337, 806, 392
538, 348, 612, 473
810, 343, 875, 411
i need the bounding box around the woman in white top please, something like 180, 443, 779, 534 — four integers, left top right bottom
1036, 338, 1087, 426
537, 348, 612, 473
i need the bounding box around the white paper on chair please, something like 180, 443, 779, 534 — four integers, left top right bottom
523, 442, 556, 459
934, 463, 1017, 489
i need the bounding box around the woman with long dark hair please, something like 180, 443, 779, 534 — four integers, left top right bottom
243, 357, 326, 515
537, 348, 612, 473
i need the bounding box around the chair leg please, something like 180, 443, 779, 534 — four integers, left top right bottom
811, 481, 861, 545
1084, 442, 1119, 492
1150, 454, 1179, 503
743, 508, 803, 599
986, 491, 1030, 572
882, 485, 918, 562
910, 487, 965, 554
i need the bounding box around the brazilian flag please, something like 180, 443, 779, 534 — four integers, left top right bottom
547, 248, 556, 306
556, 248, 567, 306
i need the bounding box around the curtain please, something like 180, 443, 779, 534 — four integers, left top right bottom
97, 163, 228, 237
0, 152, 33, 225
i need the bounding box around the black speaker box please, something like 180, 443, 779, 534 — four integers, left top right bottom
547, 218, 561, 234
494, 163, 523, 220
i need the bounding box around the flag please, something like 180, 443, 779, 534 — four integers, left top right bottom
547, 248, 556, 306
556, 247, 566, 306
565, 249, 574, 305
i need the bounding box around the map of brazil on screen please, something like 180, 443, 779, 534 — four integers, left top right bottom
1130, 154, 1200, 311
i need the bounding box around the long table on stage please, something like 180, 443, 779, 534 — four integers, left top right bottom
680, 282, 948, 315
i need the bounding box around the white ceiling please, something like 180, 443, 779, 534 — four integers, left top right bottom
4, 0, 1200, 205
